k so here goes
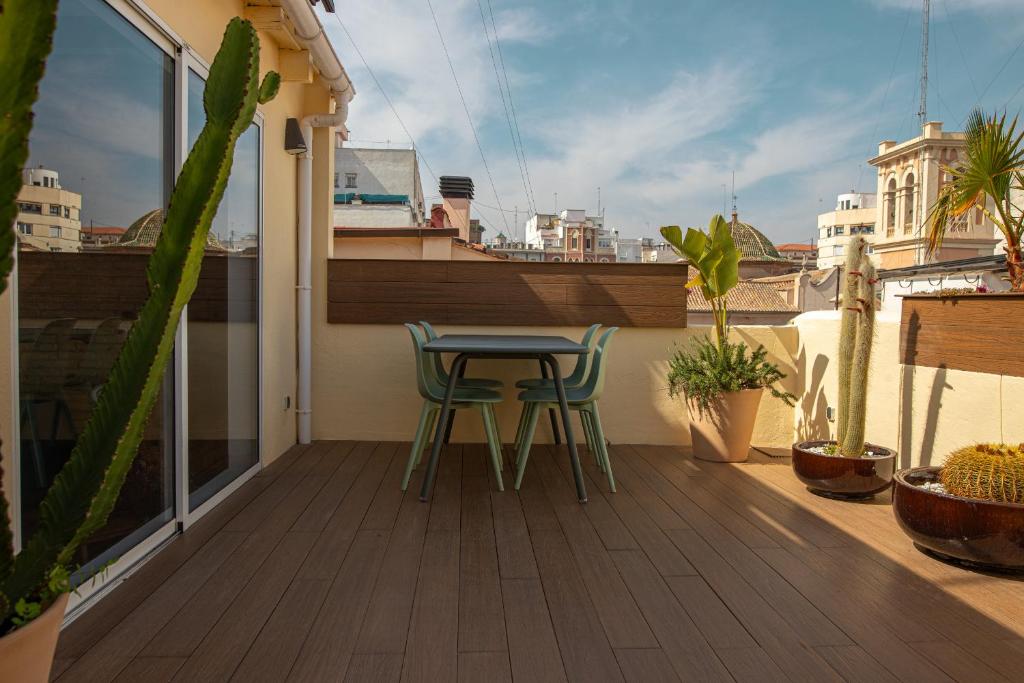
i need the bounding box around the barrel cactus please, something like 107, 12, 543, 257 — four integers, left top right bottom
940, 444, 1024, 503
835, 237, 876, 457
0, 15, 279, 629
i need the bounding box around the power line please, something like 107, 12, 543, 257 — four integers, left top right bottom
484, 0, 538, 215
941, 0, 979, 101
327, 12, 440, 186
476, 0, 533, 219
425, 0, 511, 235
961, 31, 1024, 126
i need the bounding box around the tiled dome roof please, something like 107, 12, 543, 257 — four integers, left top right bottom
729, 212, 787, 262
118, 208, 225, 250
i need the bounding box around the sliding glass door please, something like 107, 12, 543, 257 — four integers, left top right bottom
14, 0, 262, 595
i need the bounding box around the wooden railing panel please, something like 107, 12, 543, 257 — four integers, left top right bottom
327, 259, 687, 328
900, 293, 1024, 376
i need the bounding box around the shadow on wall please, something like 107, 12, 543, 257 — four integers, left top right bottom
897, 310, 954, 467
795, 348, 830, 442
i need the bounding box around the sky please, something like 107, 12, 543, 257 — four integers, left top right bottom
318, 0, 1024, 245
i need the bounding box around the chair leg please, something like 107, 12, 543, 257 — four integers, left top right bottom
515, 403, 537, 467
514, 403, 541, 490
480, 405, 505, 492
403, 401, 435, 491
580, 410, 602, 471
589, 403, 615, 493
513, 403, 528, 455
21, 401, 47, 488
417, 409, 439, 466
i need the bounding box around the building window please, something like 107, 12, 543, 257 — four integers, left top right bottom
826, 227, 832, 238
17, 222, 32, 235
63, 206, 70, 218
903, 173, 915, 234
585, 237, 592, 250
835, 244, 845, 256
49, 225, 61, 238
345, 172, 357, 188
49, 204, 61, 216
835, 226, 844, 236
885, 177, 897, 236
18, 202, 42, 214
333, 172, 339, 188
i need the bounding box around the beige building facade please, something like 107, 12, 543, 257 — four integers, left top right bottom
16, 167, 82, 252
815, 192, 878, 269
869, 121, 1000, 269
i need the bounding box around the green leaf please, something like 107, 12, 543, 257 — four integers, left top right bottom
659, 225, 684, 255
682, 227, 709, 263
258, 72, 281, 104
1, 17, 278, 619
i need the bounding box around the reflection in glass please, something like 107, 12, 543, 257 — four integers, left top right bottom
16, 0, 175, 579
186, 70, 261, 510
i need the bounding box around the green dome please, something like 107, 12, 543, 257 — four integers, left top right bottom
729, 212, 786, 262
118, 208, 224, 250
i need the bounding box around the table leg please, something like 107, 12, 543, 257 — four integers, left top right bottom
538, 360, 561, 444
443, 360, 467, 444
421, 353, 467, 501
543, 354, 587, 503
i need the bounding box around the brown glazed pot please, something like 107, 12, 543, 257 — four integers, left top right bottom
791, 440, 896, 500
0, 593, 68, 683
686, 388, 763, 463
893, 466, 1024, 572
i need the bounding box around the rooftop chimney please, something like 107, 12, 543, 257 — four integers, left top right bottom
439, 176, 474, 241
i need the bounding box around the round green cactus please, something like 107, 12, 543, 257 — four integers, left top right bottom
940, 443, 1024, 503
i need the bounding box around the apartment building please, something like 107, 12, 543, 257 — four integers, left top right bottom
523, 210, 617, 262
816, 192, 878, 269
333, 146, 426, 227
15, 167, 82, 252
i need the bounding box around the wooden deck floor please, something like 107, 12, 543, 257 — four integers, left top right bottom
52, 441, 1024, 682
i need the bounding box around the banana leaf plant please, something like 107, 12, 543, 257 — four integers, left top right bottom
927, 109, 1024, 291
660, 214, 740, 347
0, 6, 279, 631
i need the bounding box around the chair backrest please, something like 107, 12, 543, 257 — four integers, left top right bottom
566, 323, 602, 385
405, 323, 445, 401
577, 327, 618, 401
21, 318, 77, 398
74, 317, 126, 387
418, 321, 448, 380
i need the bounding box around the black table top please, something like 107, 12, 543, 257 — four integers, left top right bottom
423, 334, 588, 355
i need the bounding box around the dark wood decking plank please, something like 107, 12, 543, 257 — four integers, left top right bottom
344, 653, 403, 683
172, 531, 318, 682
664, 575, 756, 650
401, 530, 460, 682
297, 442, 399, 581
517, 461, 624, 683
112, 656, 186, 683
287, 530, 390, 682
553, 440, 639, 550
501, 578, 567, 683
459, 446, 507, 653
230, 578, 330, 682
56, 530, 248, 682
666, 529, 842, 681
612, 648, 679, 683
534, 450, 658, 649
490, 484, 539, 580
714, 646, 790, 683
909, 640, 1013, 683
458, 651, 512, 683
361, 442, 412, 530
608, 549, 731, 681
291, 440, 372, 532
814, 645, 900, 683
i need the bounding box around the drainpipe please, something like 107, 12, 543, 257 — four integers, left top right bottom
280, 0, 355, 444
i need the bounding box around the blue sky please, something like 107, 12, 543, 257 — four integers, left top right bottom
320, 0, 1024, 244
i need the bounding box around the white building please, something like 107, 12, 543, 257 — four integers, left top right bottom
523, 210, 617, 262
16, 167, 82, 252
816, 192, 878, 269
616, 236, 654, 263
333, 145, 425, 228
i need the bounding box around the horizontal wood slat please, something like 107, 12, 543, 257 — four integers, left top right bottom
326, 259, 687, 327
900, 293, 1024, 376
18, 251, 257, 324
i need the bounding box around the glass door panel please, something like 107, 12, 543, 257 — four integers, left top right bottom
17, 0, 175, 578
185, 70, 261, 511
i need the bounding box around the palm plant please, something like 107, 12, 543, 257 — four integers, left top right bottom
927, 109, 1024, 290
0, 7, 279, 631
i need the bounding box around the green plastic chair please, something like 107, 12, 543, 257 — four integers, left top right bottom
419, 321, 503, 389
514, 323, 601, 390
513, 327, 618, 492
402, 323, 505, 492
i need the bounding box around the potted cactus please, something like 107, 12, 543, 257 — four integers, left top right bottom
791, 236, 896, 499
893, 444, 1024, 571
662, 216, 794, 462
0, 6, 278, 681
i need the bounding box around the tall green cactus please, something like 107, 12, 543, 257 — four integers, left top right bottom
0, 0, 61, 620
835, 236, 868, 447
0, 16, 279, 625
839, 260, 876, 457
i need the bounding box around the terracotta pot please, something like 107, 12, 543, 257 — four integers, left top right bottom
791, 440, 896, 500
686, 388, 763, 463
893, 466, 1024, 572
0, 593, 67, 683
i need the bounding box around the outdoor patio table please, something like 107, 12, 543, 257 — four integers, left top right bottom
420, 334, 590, 503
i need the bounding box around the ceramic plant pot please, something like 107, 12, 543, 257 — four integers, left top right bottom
686, 388, 763, 463
893, 466, 1024, 572
791, 440, 896, 500
0, 593, 68, 683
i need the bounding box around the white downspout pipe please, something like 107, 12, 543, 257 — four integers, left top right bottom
281, 0, 355, 444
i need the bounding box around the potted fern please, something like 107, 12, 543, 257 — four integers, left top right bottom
893, 444, 1024, 571
0, 7, 279, 680
662, 215, 794, 462
791, 236, 896, 499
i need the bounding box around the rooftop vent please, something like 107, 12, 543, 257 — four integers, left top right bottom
439, 176, 474, 199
